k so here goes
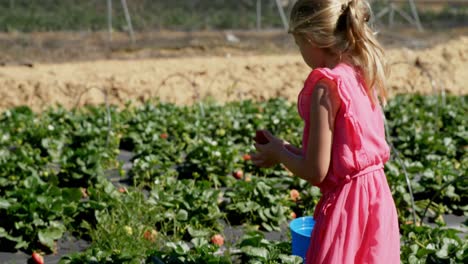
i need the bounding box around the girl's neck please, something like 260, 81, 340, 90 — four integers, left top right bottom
322, 53, 341, 69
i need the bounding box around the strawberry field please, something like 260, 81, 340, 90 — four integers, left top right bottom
0, 94, 467, 263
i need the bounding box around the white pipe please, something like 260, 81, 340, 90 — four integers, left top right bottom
121, 0, 135, 44
275, 0, 289, 31
256, 0, 262, 31
107, 0, 113, 42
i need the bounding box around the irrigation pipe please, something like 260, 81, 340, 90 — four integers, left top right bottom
420, 175, 468, 226
103, 88, 113, 148
383, 115, 418, 225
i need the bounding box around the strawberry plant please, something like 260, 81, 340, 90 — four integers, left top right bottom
147, 176, 225, 239
0, 94, 466, 263
384, 95, 467, 223
148, 241, 231, 264
224, 176, 294, 231
233, 231, 302, 264
0, 176, 82, 252
400, 224, 468, 263
56, 106, 122, 188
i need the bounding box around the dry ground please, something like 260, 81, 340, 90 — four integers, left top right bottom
0, 28, 467, 112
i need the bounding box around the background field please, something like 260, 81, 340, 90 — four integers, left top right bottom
0, 1, 467, 263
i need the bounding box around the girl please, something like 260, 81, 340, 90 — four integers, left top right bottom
251, 0, 400, 263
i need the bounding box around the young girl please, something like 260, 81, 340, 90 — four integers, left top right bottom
251, 0, 400, 263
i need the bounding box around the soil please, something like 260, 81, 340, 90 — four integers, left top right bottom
0, 27, 467, 113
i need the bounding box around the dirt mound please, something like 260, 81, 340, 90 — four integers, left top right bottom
0, 36, 466, 113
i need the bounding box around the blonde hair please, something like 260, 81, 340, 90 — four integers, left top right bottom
289, 0, 388, 105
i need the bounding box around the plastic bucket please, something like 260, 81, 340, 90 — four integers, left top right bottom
289, 216, 315, 261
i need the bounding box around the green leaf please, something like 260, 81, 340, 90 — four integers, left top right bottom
279, 255, 303, 264
261, 222, 273, 232
187, 226, 211, 237
435, 247, 449, 259
408, 255, 420, 264
191, 237, 209, 248
38, 225, 65, 250
14, 240, 29, 249
0, 227, 23, 244
0, 198, 12, 209
241, 246, 268, 259
62, 188, 83, 202
176, 209, 188, 221
239, 231, 263, 247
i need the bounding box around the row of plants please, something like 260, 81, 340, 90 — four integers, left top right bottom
0, 94, 466, 263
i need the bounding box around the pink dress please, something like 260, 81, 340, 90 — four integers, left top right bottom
298, 63, 400, 263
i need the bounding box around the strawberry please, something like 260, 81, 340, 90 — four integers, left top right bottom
290, 211, 297, 219
31, 252, 44, 264
232, 170, 243, 179
211, 234, 224, 246
253, 130, 269, 144
290, 189, 300, 202
160, 133, 168, 139
118, 187, 127, 193
143, 229, 157, 242
242, 153, 251, 161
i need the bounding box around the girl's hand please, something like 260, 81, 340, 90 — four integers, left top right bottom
251, 130, 284, 168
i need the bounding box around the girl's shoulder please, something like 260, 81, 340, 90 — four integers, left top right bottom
302, 63, 368, 114
299, 66, 343, 118
305, 63, 356, 97
306, 63, 356, 87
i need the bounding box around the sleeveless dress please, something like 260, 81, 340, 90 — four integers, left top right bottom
298, 63, 400, 264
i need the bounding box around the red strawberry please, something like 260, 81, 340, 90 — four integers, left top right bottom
290, 189, 300, 202
31, 252, 44, 264
253, 130, 269, 144
143, 229, 157, 242
211, 234, 224, 246
232, 170, 243, 179
242, 154, 251, 161
118, 187, 127, 193
160, 133, 168, 139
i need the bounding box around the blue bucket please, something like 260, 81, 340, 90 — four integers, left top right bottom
289, 216, 315, 261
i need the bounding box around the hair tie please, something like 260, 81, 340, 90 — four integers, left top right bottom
341, 0, 353, 12
341, 0, 370, 23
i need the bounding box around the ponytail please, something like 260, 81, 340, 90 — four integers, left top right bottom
341, 0, 388, 105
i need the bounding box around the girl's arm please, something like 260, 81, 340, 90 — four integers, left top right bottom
277, 81, 339, 185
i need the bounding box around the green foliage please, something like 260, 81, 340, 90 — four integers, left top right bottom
234, 231, 302, 264
384, 95, 467, 222
400, 224, 468, 263
0, 176, 81, 252
0, 94, 466, 263
224, 176, 294, 231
